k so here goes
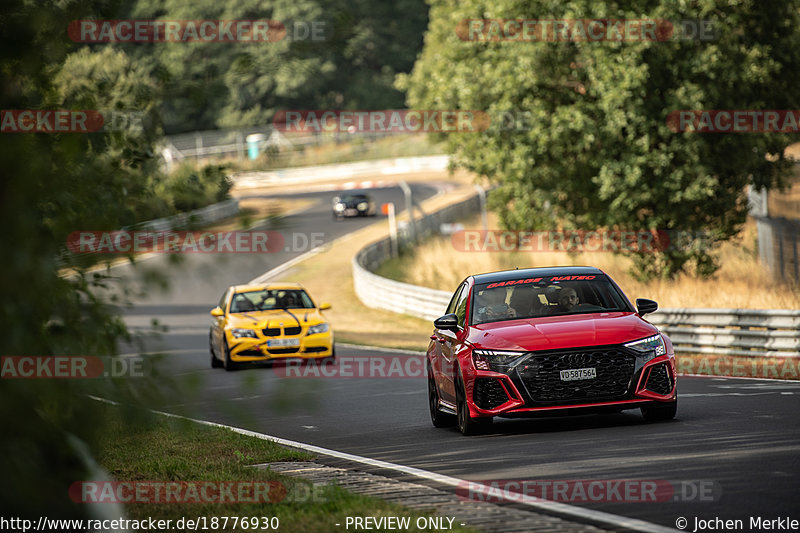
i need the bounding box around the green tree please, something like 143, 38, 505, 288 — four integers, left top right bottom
125, 0, 428, 132
401, 0, 800, 278
0, 0, 163, 517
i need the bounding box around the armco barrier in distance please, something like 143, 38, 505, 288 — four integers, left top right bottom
352, 202, 800, 359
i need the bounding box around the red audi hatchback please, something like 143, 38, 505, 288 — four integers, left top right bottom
427, 266, 677, 435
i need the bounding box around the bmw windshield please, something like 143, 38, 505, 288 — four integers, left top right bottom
230, 289, 316, 313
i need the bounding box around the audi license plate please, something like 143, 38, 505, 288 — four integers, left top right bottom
267, 338, 300, 347
344, 208, 358, 216
560, 367, 597, 381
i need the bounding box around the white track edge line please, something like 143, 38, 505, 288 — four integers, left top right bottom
88, 396, 676, 533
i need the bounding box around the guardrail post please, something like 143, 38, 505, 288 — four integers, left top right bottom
194, 133, 203, 161
475, 185, 488, 232
386, 203, 398, 257
399, 180, 416, 244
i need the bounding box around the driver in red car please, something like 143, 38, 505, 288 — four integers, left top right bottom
475, 288, 516, 323
556, 287, 580, 312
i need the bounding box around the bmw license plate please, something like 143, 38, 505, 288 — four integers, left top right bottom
267, 338, 300, 347
344, 208, 358, 216
560, 367, 597, 381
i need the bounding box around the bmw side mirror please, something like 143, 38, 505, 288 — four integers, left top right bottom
210, 306, 224, 317
433, 313, 459, 332
636, 298, 658, 316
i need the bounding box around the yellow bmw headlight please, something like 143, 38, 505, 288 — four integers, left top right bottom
306, 323, 329, 335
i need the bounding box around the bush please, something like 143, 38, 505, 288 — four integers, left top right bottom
157, 163, 232, 213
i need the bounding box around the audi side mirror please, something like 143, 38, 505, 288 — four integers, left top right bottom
433, 313, 459, 332
636, 298, 658, 316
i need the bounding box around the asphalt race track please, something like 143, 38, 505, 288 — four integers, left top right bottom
114, 185, 800, 532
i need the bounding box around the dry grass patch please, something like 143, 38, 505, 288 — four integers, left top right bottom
378, 212, 800, 309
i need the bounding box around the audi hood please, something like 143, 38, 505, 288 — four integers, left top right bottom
467, 312, 660, 352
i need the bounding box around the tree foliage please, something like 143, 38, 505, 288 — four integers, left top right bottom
400, 0, 800, 278
0, 0, 164, 518
124, 0, 428, 133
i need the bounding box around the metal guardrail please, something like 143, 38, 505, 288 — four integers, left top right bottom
163, 127, 409, 162
129, 199, 239, 232
648, 309, 800, 357
353, 199, 800, 358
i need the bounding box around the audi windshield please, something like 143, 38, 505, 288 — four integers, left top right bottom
471, 274, 632, 325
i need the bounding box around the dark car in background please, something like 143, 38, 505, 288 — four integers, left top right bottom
427, 266, 677, 435
332, 193, 377, 220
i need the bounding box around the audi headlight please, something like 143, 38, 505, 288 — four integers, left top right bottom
357, 202, 368, 210
334, 204, 345, 212
231, 328, 257, 339
624, 335, 667, 361
472, 349, 525, 371
307, 323, 329, 335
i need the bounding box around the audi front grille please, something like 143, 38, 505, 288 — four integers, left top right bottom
515, 347, 637, 405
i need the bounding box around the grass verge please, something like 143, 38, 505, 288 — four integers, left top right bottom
95, 403, 477, 533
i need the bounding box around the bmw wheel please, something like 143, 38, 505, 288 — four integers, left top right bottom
210, 332, 222, 368
223, 339, 238, 372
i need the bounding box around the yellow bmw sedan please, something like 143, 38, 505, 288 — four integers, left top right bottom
209, 282, 333, 370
